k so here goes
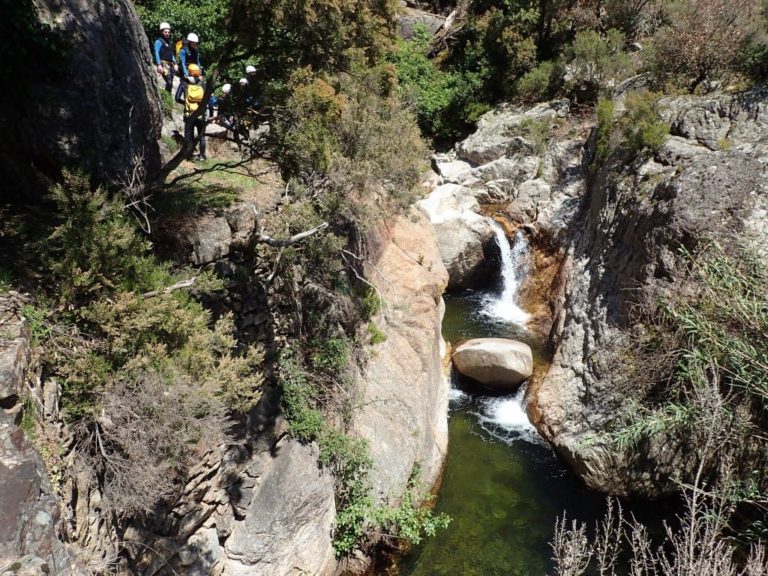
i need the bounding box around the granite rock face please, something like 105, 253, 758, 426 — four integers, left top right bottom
0, 296, 29, 405
530, 86, 768, 496
3, 0, 161, 193
221, 438, 337, 576
418, 183, 494, 289
355, 210, 450, 501
0, 396, 86, 575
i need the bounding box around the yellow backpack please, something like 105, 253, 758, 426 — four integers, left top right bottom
185, 83, 205, 113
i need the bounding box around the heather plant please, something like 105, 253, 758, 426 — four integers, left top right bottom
646, 0, 760, 91
28, 172, 264, 515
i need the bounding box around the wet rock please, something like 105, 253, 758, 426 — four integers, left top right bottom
452, 338, 533, 390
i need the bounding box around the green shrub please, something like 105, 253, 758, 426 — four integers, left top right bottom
367, 322, 387, 345
390, 24, 489, 140
594, 98, 616, 161
520, 117, 554, 156
610, 242, 768, 505
21, 304, 52, 345
43, 171, 170, 305
159, 88, 176, 119
567, 29, 633, 101
25, 172, 263, 514
620, 91, 668, 156
278, 343, 449, 556
0, 268, 12, 293
515, 60, 559, 103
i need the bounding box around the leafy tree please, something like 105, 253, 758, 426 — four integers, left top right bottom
134, 0, 231, 63
390, 25, 486, 139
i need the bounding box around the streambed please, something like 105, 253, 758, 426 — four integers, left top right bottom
399, 223, 607, 575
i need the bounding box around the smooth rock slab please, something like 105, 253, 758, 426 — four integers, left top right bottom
418, 183, 493, 289
452, 338, 533, 390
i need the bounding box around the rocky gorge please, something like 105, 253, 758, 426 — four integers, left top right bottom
2, 0, 768, 572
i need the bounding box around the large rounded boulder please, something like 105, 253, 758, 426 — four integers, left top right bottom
452, 338, 533, 390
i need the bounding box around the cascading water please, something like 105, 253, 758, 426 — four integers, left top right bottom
481, 219, 531, 326
401, 216, 608, 576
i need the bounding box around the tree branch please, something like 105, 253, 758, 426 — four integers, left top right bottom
141, 277, 197, 299
255, 222, 329, 247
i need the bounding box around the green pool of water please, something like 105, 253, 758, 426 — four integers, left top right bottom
399, 293, 608, 575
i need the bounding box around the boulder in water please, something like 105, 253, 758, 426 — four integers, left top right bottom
452, 338, 533, 390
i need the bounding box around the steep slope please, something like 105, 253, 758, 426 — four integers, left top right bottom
530, 86, 768, 495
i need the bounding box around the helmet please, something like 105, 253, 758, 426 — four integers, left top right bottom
187, 33, 199, 43
159, 22, 171, 31
188, 63, 201, 77
245, 65, 256, 74
222, 83, 232, 95
238, 78, 249, 86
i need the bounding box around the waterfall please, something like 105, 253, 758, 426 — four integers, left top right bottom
481, 219, 531, 326
476, 384, 543, 445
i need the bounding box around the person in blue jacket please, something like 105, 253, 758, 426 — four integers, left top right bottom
179, 33, 202, 78
154, 22, 176, 93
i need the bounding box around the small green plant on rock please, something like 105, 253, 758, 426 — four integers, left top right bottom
620, 91, 669, 157
278, 344, 449, 557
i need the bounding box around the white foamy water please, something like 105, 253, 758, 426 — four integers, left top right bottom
475, 385, 543, 445
481, 220, 531, 326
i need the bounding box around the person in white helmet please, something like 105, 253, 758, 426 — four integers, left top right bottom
216, 83, 239, 141
179, 33, 202, 77
153, 22, 176, 93
245, 65, 257, 77
176, 33, 202, 103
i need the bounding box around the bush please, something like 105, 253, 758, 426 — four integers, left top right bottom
620, 90, 668, 156
30, 172, 263, 514
645, 0, 760, 91
390, 25, 487, 140
594, 98, 616, 161
515, 60, 560, 103
566, 29, 633, 101
43, 171, 169, 306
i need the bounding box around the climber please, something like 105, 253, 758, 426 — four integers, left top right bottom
154, 22, 176, 93
183, 63, 207, 161
175, 33, 202, 103
244, 65, 261, 109
178, 33, 202, 78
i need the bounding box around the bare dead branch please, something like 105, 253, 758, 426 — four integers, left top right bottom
141, 277, 197, 299
247, 205, 328, 247
255, 222, 329, 247
341, 249, 392, 319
